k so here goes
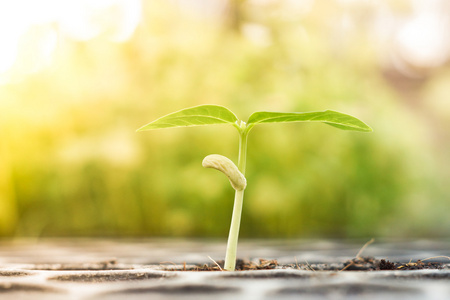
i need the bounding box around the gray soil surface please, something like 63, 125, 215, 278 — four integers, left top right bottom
0, 239, 449, 299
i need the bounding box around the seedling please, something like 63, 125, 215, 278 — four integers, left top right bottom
137, 105, 372, 271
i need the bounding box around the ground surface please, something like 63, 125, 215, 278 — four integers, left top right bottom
0, 239, 449, 299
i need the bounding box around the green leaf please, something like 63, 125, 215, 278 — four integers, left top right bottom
137, 105, 239, 131
247, 110, 372, 132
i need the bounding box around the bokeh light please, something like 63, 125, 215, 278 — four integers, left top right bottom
0, 0, 141, 83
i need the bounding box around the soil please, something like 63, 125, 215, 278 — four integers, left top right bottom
340, 256, 444, 271
30, 259, 122, 271
163, 257, 447, 272
184, 259, 279, 271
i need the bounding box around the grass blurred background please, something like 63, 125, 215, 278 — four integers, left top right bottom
0, 0, 449, 239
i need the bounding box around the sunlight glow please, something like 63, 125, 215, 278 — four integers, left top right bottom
0, 32, 19, 74
0, 0, 141, 83
396, 12, 450, 68
59, 0, 142, 42
0, 2, 24, 73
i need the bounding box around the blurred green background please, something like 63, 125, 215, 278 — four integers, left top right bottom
0, 0, 449, 239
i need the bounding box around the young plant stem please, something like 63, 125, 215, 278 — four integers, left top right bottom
224, 189, 245, 271
224, 122, 249, 271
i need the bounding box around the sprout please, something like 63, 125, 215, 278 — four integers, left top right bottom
138, 105, 372, 271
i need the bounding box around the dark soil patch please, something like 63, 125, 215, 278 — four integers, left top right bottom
108, 284, 240, 295
373, 271, 450, 280
0, 282, 62, 293
219, 271, 320, 279
279, 256, 447, 271
49, 271, 174, 283
340, 257, 445, 271
30, 259, 129, 271
272, 282, 420, 296
166, 257, 447, 272
0, 270, 32, 277
163, 258, 278, 271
